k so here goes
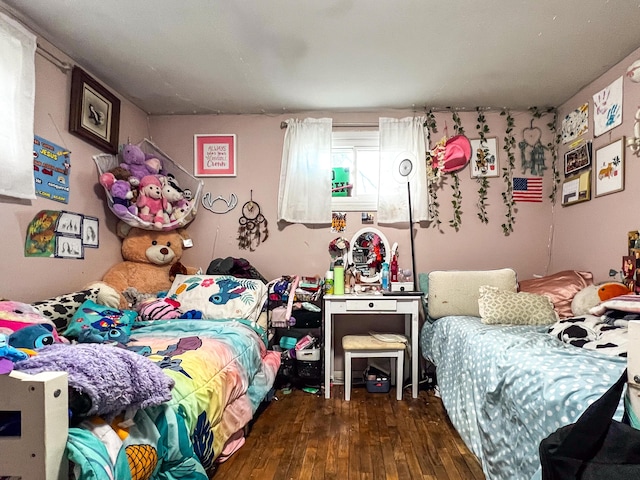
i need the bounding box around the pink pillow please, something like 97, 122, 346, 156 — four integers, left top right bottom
0, 301, 62, 341
518, 270, 593, 319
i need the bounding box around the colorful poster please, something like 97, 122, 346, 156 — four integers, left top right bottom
593, 76, 623, 137
561, 103, 589, 144
33, 135, 71, 203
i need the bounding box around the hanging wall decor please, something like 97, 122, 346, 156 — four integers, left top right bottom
69, 66, 120, 154
33, 135, 71, 204
500, 109, 516, 235
201, 191, 238, 214
593, 76, 623, 137
595, 137, 625, 197
25, 210, 96, 258
237, 191, 269, 251
561, 103, 589, 144
423, 109, 443, 232
473, 108, 491, 225
449, 111, 464, 231
519, 118, 548, 176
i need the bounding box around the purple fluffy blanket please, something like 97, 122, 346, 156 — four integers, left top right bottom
15, 343, 174, 418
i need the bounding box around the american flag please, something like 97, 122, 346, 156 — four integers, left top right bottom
513, 177, 543, 202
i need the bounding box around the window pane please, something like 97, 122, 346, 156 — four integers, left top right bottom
355, 149, 378, 196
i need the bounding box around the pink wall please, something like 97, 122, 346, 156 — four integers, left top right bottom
552, 46, 640, 283
3, 22, 638, 304
0, 39, 149, 302
149, 110, 555, 283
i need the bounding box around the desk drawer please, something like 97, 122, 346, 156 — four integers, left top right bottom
345, 299, 397, 311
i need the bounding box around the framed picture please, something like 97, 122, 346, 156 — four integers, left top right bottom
595, 137, 625, 197
55, 236, 84, 259
593, 76, 623, 137
564, 141, 592, 176
629, 230, 640, 255
194, 134, 237, 177
470, 138, 499, 178
561, 170, 591, 206
69, 66, 121, 154
82, 216, 99, 248
55, 211, 83, 236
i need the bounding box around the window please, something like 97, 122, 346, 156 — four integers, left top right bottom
331, 130, 379, 211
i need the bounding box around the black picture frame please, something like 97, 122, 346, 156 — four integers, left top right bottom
564, 141, 592, 177
69, 66, 120, 154
82, 216, 99, 248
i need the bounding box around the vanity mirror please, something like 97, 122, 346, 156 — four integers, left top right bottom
348, 227, 391, 282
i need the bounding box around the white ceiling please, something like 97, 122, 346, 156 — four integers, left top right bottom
3, 0, 640, 115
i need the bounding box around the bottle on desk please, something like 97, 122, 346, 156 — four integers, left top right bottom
325, 270, 334, 295
381, 262, 390, 291
390, 254, 398, 283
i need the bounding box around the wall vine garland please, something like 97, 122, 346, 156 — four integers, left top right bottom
500, 109, 516, 235
423, 109, 443, 231
449, 110, 464, 232
475, 107, 490, 224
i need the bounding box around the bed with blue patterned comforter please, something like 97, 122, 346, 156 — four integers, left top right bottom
420, 315, 626, 480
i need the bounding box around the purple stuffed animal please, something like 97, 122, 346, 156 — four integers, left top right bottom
110, 179, 138, 216
120, 144, 162, 182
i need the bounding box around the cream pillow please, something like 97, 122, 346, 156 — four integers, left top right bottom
478, 285, 558, 325
427, 268, 517, 319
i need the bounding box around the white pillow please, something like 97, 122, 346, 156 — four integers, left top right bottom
427, 268, 517, 319
165, 274, 267, 323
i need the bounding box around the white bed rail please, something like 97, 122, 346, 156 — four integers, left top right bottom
628, 321, 640, 421
0, 370, 68, 479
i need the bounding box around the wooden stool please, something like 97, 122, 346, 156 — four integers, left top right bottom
342, 334, 406, 401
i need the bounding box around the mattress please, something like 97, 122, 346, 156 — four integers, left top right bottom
420, 315, 626, 480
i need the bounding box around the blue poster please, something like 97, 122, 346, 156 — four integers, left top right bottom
33, 135, 71, 203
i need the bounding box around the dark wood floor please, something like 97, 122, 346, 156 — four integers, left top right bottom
213, 386, 485, 480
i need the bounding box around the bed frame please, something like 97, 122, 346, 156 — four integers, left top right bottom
1, 323, 638, 479
628, 321, 640, 419
0, 370, 68, 479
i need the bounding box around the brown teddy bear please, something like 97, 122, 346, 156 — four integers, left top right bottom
102, 223, 198, 308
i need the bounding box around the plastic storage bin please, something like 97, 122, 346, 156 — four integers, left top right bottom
365, 366, 391, 393
296, 348, 321, 379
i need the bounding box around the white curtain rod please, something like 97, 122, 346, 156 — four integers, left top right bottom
36, 43, 72, 73
280, 121, 378, 129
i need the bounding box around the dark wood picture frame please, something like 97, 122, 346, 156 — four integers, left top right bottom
69, 66, 120, 154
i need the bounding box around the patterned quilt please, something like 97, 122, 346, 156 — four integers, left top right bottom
66, 319, 280, 479
421, 316, 625, 480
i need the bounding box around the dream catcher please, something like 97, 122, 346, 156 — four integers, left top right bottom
237, 191, 269, 251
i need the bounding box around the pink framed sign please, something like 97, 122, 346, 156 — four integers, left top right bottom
194, 134, 237, 177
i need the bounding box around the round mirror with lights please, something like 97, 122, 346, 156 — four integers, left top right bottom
348, 227, 391, 282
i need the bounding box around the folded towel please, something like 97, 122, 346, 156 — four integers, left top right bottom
15, 343, 174, 419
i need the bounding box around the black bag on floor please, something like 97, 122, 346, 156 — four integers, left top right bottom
539, 369, 640, 479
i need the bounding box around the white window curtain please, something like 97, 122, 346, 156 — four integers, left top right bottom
0, 12, 36, 199
278, 117, 333, 224
377, 116, 429, 223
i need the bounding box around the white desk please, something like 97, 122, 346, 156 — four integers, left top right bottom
323, 293, 422, 399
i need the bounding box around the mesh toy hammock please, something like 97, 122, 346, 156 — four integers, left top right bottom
93, 139, 203, 231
